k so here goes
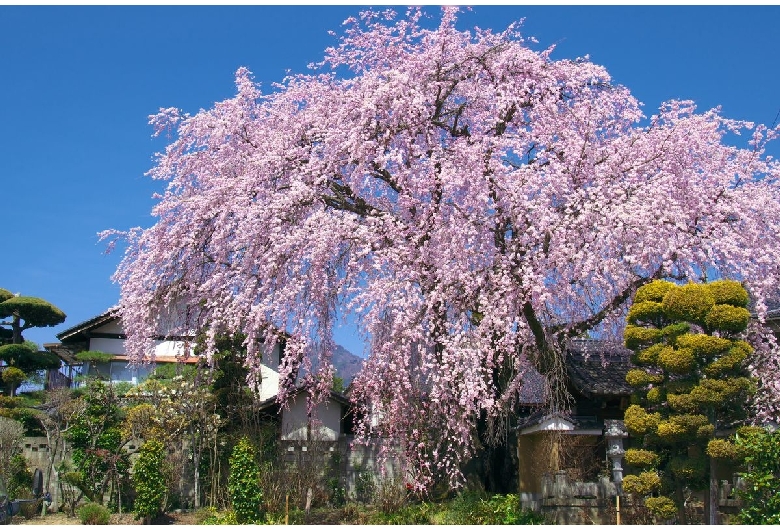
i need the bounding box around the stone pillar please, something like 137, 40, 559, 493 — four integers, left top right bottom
604, 420, 628, 494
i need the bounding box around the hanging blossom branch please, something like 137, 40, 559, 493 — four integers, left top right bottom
105, 7, 780, 490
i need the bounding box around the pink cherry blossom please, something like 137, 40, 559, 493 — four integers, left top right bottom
104, 7, 780, 489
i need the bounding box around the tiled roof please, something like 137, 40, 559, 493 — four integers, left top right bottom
566, 339, 634, 398
517, 340, 634, 404
56, 307, 120, 342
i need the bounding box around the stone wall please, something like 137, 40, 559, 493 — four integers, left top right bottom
20, 437, 66, 511
519, 471, 619, 524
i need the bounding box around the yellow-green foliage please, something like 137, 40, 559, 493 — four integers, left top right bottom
623, 471, 661, 495
674, 333, 731, 358
669, 455, 707, 482
658, 347, 695, 374
666, 380, 695, 395
627, 301, 665, 325
624, 405, 661, 436
688, 382, 723, 407
636, 280, 675, 303
667, 393, 696, 412
645, 496, 678, 520
706, 438, 743, 460
736, 425, 765, 438
656, 420, 686, 441
646, 386, 663, 404
656, 414, 710, 442
662, 283, 715, 324
624, 449, 660, 468
632, 344, 665, 366
704, 344, 749, 377
706, 280, 749, 307
697, 424, 715, 438
690, 377, 754, 407
661, 322, 691, 342
625, 325, 664, 350
626, 369, 663, 387
705, 304, 751, 333
703, 349, 747, 377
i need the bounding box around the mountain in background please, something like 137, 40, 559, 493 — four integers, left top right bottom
332, 344, 363, 386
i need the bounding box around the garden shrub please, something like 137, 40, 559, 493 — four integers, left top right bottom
439, 491, 547, 525
624, 325, 663, 350
706, 438, 742, 461
227, 437, 262, 523
662, 283, 714, 324
622, 279, 755, 524
734, 428, 780, 524
624, 449, 659, 469
706, 279, 749, 307
623, 405, 661, 435
6, 454, 32, 500
635, 280, 674, 303
625, 369, 663, 387
644, 496, 677, 521
131, 439, 170, 522
198, 507, 239, 525
77, 502, 111, 525
658, 346, 695, 374
622, 472, 661, 496
705, 304, 750, 332
627, 301, 664, 325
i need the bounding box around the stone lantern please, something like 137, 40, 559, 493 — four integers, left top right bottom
604, 419, 628, 494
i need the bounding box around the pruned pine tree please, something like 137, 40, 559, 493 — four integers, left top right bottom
622, 280, 755, 523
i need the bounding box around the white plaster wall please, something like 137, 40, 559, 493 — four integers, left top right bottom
281, 393, 342, 442
258, 363, 280, 402
153, 339, 188, 357
93, 320, 124, 334
88, 337, 126, 355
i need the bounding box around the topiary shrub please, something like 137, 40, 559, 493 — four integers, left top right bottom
624, 325, 664, 350
627, 301, 665, 325
705, 304, 750, 333
706, 438, 742, 461
623, 405, 661, 436
706, 279, 749, 307
645, 496, 677, 521
77, 502, 111, 525
662, 283, 715, 324
674, 333, 731, 357
646, 386, 663, 404
635, 280, 675, 303
656, 414, 710, 443
669, 455, 707, 486
624, 449, 659, 468
1, 367, 26, 397
623, 279, 755, 524
658, 347, 695, 374
623, 471, 661, 495
625, 369, 663, 387
667, 393, 696, 412
632, 343, 664, 366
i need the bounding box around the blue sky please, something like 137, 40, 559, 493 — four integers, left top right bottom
2, 5, 779, 356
